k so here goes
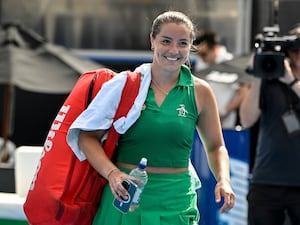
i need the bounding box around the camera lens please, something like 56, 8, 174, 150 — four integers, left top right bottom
261, 56, 278, 73
253, 52, 285, 79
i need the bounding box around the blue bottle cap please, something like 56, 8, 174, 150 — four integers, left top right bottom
138, 157, 147, 169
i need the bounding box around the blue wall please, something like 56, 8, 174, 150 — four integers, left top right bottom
191, 129, 250, 225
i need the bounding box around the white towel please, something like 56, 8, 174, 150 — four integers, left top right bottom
66, 63, 152, 161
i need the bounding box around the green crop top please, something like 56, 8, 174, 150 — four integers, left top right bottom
116, 65, 198, 168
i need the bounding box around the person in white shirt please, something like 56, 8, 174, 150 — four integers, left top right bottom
193, 30, 233, 71
193, 30, 248, 129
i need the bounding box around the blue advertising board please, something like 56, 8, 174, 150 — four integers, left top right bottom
191, 129, 250, 225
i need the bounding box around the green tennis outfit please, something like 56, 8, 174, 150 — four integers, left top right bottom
93, 65, 200, 225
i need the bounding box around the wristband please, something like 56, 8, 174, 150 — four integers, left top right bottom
289, 77, 299, 88
106, 168, 119, 179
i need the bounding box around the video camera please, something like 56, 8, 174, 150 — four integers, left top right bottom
252, 25, 300, 79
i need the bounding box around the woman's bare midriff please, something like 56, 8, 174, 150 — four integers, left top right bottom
116, 161, 188, 174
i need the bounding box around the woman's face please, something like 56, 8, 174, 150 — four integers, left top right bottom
150, 22, 192, 72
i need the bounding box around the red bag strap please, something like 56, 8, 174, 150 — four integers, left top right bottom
103, 71, 141, 158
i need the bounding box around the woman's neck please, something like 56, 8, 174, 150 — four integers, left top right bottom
150, 64, 180, 84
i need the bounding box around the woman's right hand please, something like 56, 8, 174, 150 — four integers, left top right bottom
107, 169, 130, 201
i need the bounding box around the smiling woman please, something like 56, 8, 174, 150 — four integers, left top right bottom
65, 10, 235, 225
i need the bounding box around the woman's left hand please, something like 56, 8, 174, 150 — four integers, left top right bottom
215, 178, 236, 213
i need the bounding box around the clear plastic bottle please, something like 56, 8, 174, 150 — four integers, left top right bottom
128, 157, 148, 212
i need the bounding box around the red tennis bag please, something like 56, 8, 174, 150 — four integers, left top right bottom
23, 68, 141, 225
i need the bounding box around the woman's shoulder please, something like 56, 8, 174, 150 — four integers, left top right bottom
192, 75, 212, 93
192, 75, 217, 113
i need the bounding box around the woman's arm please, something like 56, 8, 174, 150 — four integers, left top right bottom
78, 130, 129, 200
194, 78, 235, 213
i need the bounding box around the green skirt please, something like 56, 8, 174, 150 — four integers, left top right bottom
93, 168, 200, 225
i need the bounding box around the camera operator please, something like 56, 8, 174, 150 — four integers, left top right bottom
240, 23, 300, 225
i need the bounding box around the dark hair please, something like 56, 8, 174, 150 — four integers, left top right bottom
193, 30, 220, 48
150, 11, 195, 41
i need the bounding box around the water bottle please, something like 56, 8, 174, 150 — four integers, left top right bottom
128, 157, 148, 212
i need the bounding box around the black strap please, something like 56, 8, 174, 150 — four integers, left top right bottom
86, 72, 99, 108
289, 77, 299, 88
